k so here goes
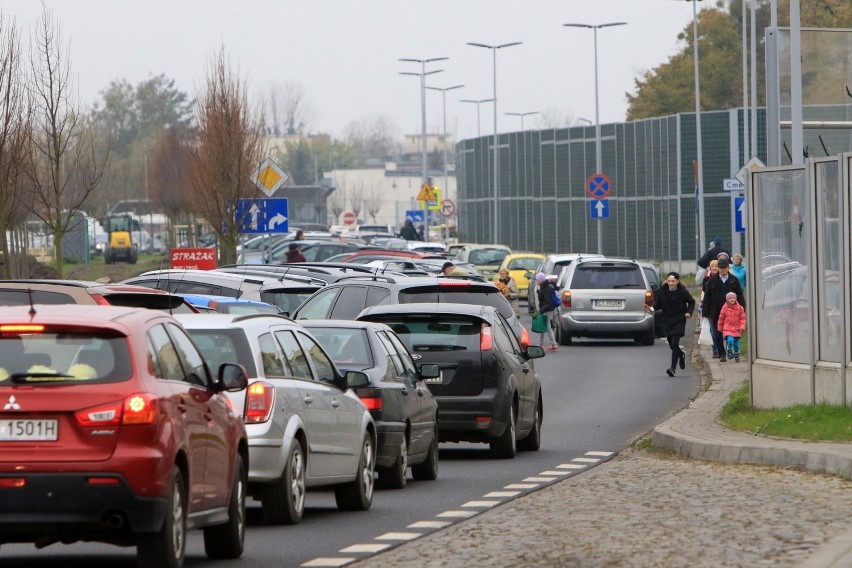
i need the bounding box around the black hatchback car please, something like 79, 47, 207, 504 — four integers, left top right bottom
301, 320, 440, 489
357, 303, 544, 459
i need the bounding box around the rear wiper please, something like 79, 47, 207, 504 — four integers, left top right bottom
11, 372, 76, 384
413, 344, 466, 351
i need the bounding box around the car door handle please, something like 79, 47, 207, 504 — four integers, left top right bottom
400, 388, 409, 396
303, 395, 313, 405
522, 366, 531, 374
331, 399, 341, 409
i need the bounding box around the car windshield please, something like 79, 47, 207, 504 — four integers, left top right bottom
468, 249, 509, 266
0, 332, 131, 384
303, 327, 373, 366
365, 315, 482, 353
507, 258, 541, 271
571, 265, 645, 289
398, 286, 514, 319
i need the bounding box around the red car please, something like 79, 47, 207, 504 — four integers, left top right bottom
0, 304, 249, 568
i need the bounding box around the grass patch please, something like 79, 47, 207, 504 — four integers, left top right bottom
720, 380, 852, 441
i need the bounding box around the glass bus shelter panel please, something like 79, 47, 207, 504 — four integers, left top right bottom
815, 160, 843, 363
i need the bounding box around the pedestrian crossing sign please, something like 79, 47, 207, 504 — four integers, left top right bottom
416, 182, 436, 202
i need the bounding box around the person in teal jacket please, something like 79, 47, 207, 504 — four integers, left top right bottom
730, 254, 747, 289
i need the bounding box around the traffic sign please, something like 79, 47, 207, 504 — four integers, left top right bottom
235, 198, 289, 234
406, 210, 425, 223
723, 178, 745, 192
590, 199, 609, 219
735, 196, 746, 232
251, 158, 289, 197
343, 212, 357, 226
735, 156, 766, 185
586, 173, 612, 200
426, 188, 442, 211
439, 198, 456, 217
416, 182, 436, 202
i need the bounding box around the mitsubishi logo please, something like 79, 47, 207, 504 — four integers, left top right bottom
4, 395, 20, 411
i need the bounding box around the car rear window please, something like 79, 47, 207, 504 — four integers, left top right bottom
570, 265, 645, 289
364, 315, 482, 353
468, 249, 509, 265
104, 292, 195, 312
0, 331, 131, 384
398, 285, 514, 319
304, 327, 373, 367
184, 329, 258, 376
261, 288, 318, 314
0, 289, 76, 305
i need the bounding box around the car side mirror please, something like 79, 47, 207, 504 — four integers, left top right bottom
525, 345, 546, 359
217, 363, 248, 391
418, 363, 440, 379
524, 271, 533, 279
345, 370, 370, 389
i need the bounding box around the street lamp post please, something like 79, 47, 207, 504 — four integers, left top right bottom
505, 111, 539, 249
459, 98, 494, 138
504, 111, 539, 132
467, 41, 522, 244
427, 84, 464, 241
400, 57, 447, 235
564, 22, 626, 255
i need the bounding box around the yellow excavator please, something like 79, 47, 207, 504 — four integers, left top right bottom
100, 214, 139, 264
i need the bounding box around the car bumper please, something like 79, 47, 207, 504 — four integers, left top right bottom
433, 390, 510, 443
558, 312, 654, 337
0, 473, 167, 539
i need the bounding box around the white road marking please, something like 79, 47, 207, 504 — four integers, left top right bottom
586, 451, 614, 457
573, 457, 601, 463
556, 463, 586, 469
339, 544, 391, 554
375, 532, 421, 541
524, 476, 556, 482
408, 520, 452, 529
437, 510, 478, 518
301, 558, 355, 567
462, 500, 501, 508
504, 483, 539, 489
540, 470, 571, 476
484, 491, 520, 498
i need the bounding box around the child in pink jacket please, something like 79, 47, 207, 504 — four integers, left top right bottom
717, 291, 746, 362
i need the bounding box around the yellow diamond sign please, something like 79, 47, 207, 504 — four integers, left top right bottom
252, 158, 289, 197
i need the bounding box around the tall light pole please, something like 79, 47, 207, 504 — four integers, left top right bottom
506, 111, 538, 249
467, 41, 522, 244
505, 111, 539, 131
400, 57, 447, 234
564, 22, 626, 255
459, 98, 494, 138
689, 0, 707, 257
427, 84, 464, 240
577, 117, 593, 126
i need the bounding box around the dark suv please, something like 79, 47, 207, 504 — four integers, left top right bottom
291, 276, 526, 341
357, 303, 544, 459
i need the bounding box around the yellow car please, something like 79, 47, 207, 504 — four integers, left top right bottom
495, 253, 545, 300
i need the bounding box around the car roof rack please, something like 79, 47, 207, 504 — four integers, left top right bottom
333, 274, 400, 284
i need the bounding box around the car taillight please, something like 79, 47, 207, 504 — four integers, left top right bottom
645, 290, 654, 308
208, 300, 220, 310
561, 291, 572, 308
0, 324, 45, 334
438, 281, 471, 287
74, 394, 158, 427
0, 478, 25, 488
355, 388, 383, 411
480, 324, 493, 351
520, 327, 531, 349
245, 381, 275, 423
89, 293, 111, 306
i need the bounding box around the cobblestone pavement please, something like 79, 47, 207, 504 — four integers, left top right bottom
352, 448, 852, 568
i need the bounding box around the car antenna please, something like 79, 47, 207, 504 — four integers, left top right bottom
27, 287, 36, 317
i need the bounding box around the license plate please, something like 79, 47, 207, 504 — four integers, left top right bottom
424, 371, 443, 385
594, 299, 623, 309
0, 419, 59, 441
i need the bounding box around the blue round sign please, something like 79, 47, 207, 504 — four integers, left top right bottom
586, 173, 612, 200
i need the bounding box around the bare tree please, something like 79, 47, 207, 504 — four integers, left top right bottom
365, 184, 382, 223
267, 81, 312, 136
537, 108, 574, 129
343, 114, 399, 163
187, 47, 266, 265
0, 14, 32, 278
348, 182, 365, 223
26, 7, 108, 277
327, 187, 346, 224
149, 128, 192, 246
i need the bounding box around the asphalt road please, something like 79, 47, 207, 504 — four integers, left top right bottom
2, 316, 699, 567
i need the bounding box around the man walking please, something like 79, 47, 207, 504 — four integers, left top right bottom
701, 257, 745, 362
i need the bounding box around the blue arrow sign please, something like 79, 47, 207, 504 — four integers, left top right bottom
590, 199, 609, 219
406, 210, 425, 223
735, 196, 746, 232
235, 198, 289, 234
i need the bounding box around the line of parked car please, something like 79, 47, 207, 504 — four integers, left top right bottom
0, 259, 546, 567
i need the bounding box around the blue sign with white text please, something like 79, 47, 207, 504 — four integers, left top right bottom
590, 199, 609, 219
406, 210, 425, 223
735, 196, 746, 233
235, 198, 289, 234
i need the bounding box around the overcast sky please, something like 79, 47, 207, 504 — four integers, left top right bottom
5, 0, 708, 142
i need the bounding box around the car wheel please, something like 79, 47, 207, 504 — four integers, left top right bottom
261, 440, 306, 525
411, 425, 439, 481
334, 433, 375, 511
490, 404, 517, 459
557, 323, 572, 346
137, 467, 186, 568
517, 397, 542, 451
639, 329, 655, 346
377, 436, 407, 490
203, 454, 246, 559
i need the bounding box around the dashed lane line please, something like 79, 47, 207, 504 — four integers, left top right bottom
484, 490, 521, 498
436, 510, 478, 518
408, 520, 453, 529
504, 483, 540, 489
572, 457, 602, 463
556, 463, 587, 470
339, 544, 391, 554
539, 470, 571, 476
524, 476, 557, 482
462, 499, 502, 508
301, 558, 355, 567
375, 532, 421, 541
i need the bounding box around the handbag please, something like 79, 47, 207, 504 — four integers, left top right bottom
531, 312, 549, 334
698, 317, 714, 346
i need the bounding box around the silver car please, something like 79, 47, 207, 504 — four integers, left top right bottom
554, 258, 655, 346
175, 313, 376, 524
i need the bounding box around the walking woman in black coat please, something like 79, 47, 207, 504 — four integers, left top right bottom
653, 271, 696, 377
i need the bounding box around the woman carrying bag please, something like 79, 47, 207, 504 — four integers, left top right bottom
653, 271, 695, 377
533, 272, 559, 351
